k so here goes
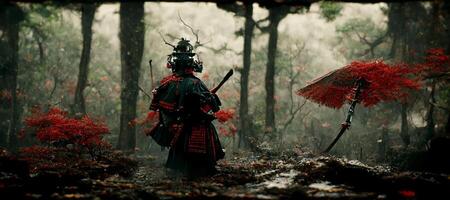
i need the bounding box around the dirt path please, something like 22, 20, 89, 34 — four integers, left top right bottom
115, 150, 450, 199
3, 149, 449, 199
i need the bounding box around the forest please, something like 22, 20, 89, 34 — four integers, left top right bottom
1, 0, 449, 199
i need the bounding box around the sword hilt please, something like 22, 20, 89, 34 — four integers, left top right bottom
210, 69, 233, 94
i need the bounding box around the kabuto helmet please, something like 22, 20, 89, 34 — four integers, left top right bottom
167, 38, 203, 73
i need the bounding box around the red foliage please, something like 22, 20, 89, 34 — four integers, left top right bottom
19, 146, 66, 173
135, 111, 158, 126
20, 145, 56, 157
202, 71, 210, 80
298, 61, 420, 108
129, 118, 138, 127
145, 111, 159, 122
415, 48, 449, 79
399, 190, 416, 198
136, 111, 159, 135
218, 125, 237, 137
17, 129, 26, 140
214, 108, 237, 137
218, 127, 230, 137
228, 124, 238, 135
215, 108, 235, 123
24, 107, 110, 148
17, 109, 137, 176
0, 89, 12, 101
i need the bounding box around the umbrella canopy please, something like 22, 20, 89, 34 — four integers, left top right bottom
297, 61, 420, 109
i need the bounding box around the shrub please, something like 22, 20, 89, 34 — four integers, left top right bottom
24, 107, 110, 156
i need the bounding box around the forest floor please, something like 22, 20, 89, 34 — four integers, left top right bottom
2, 148, 450, 200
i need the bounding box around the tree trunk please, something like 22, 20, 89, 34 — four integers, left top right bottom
238, 3, 254, 148
400, 103, 410, 147
73, 3, 96, 116
264, 8, 282, 134
387, 3, 428, 147
428, 2, 442, 47
445, 1, 450, 54
0, 3, 23, 149
378, 127, 388, 162
117, 2, 145, 151
445, 112, 450, 136
425, 82, 436, 142
444, 1, 450, 136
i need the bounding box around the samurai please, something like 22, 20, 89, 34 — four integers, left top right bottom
147, 38, 225, 177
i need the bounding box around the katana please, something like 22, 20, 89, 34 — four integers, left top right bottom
323, 78, 368, 153
211, 69, 234, 94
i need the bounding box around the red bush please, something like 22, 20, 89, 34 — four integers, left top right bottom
17, 108, 138, 177
135, 111, 159, 136
215, 108, 237, 137
24, 107, 110, 149
399, 190, 416, 198
218, 125, 237, 137
415, 48, 449, 79
215, 108, 235, 123
143, 111, 158, 123
20, 145, 56, 158
19, 146, 68, 173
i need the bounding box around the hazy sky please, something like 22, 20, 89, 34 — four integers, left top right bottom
92, 2, 386, 77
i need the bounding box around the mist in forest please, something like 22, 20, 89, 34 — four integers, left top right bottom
2, 1, 450, 199
2, 1, 449, 159
19, 3, 389, 154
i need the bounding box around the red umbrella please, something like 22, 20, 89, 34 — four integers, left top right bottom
298, 61, 420, 153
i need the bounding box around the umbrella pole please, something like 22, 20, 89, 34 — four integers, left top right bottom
323, 78, 366, 153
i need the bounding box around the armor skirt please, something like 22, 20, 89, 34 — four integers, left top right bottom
165, 122, 224, 176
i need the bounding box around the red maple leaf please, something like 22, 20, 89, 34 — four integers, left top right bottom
24, 107, 110, 148
399, 190, 416, 198
415, 48, 449, 79
215, 108, 235, 123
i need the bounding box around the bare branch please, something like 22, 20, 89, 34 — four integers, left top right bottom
290, 42, 306, 61
138, 85, 152, 99
299, 109, 312, 127
178, 12, 202, 48
157, 30, 176, 48
281, 99, 307, 134
353, 28, 388, 57
177, 12, 240, 56
202, 43, 241, 55
355, 31, 368, 44
253, 17, 270, 32
430, 102, 450, 112
48, 75, 59, 101
424, 72, 450, 80
165, 33, 179, 41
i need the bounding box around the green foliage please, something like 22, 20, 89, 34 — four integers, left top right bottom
16, 6, 125, 145
319, 2, 343, 22
335, 17, 388, 60
18, 9, 81, 103
21, 4, 59, 30
0, 3, 25, 26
